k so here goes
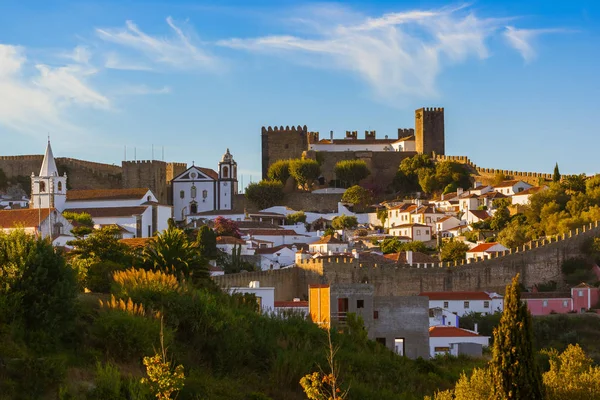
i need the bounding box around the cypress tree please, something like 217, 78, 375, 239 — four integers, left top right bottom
490, 274, 544, 400
553, 163, 561, 182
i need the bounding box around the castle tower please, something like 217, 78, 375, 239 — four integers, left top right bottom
415, 107, 445, 156
218, 148, 238, 210
261, 125, 308, 179
31, 140, 67, 211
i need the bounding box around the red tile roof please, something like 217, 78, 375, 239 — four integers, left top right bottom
467, 242, 503, 253
310, 235, 346, 245
66, 188, 150, 201
254, 243, 309, 255
247, 229, 301, 236
429, 326, 480, 337
216, 236, 246, 245
0, 208, 52, 228
65, 206, 148, 218
197, 167, 218, 180
119, 237, 152, 248
419, 291, 497, 301
469, 210, 490, 221
513, 186, 544, 196
275, 301, 308, 308
493, 180, 524, 188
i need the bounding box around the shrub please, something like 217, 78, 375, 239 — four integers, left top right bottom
331, 215, 358, 230
289, 159, 320, 190
113, 268, 184, 301
341, 185, 373, 211
440, 240, 469, 262
87, 260, 125, 293
334, 160, 370, 187
4, 355, 67, 399
286, 211, 306, 225
245, 180, 284, 209
267, 159, 291, 185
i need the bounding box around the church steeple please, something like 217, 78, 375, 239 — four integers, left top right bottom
39, 140, 58, 177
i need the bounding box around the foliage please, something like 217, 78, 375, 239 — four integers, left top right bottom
213, 216, 241, 238
561, 174, 586, 194
223, 243, 256, 274
376, 209, 387, 225
543, 344, 600, 400
560, 257, 595, 286
493, 172, 508, 186
62, 211, 94, 237
245, 180, 284, 209
267, 159, 291, 185
379, 238, 428, 254
286, 211, 307, 225
440, 240, 469, 262
490, 274, 544, 400
392, 155, 470, 195
196, 225, 218, 259
341, 185, 373, 211
289, 158, 321, 190
68, 226, 132, 265
86, 260, 125, 293
497, 218, 536, 248
490, 206, 511, 231
334, 160, 370, 187
553, 163, 561, 182
427, 367, 492, 400
143, 227, 208, 282
113, 268, 184, 300
331, 215, 358, 230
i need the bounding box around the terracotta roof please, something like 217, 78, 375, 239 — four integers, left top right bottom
573, 282, 594, 289
197, 167, 218, 180
275, 301, 308, 308
247, 229, 301, 236
216, 236, 246, 245
66, 188, 150, 201
493, 180, 524, 188
119, 237, 152, 248
209, 265, 224, 272
521, 292, 572, 299
384, 251, 438, 264
310, 235, 346, 245
437, 216, 455, 223
389, 223, 429, 229
237, 221, 281, 230
419, 291, 498, 301
459, 193, 479, 199
0, 208, 52, 228
330, 138, 396, 145
429, 326, 480, 338
513, 186, 544, 196
388, 203, 417, 211
65, 206, 148, 218
478, 191, 507, 199
467, 242, 503, 253
357, 251, 395, 264
469, 210, 490, 221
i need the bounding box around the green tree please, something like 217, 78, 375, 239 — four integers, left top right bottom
440, 240, 469, 262
245, 180, 284, 209
490, 274, 544, 400
289, 159, 321, 190
561, 174, 586, 194
490, 207, 511, 231
341, 185, 373, 212
62, 211, 94, 237
196, 225, 218, 259
68, 226, 132, 265
434, 161, 471, 193
380, 238, 403, 254
143, 228, 208, 282
543, 344, 600, 400
334, 160, 370, 187
285, 211, 306, 225
267, 159, 292, 185
497, 219, 535, 248
331, 215, 358, 230
553, 162, 561, 183
376, 209, 387, 226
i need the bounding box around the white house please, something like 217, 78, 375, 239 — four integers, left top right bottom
245, 229, 315, 247
466, 209, 490, 225
308, 235, 349, 254
228, 281, 275, 314
493, 180, 532, 196
466, 242, 509, 261
512, 186, 546, 205
469, 182, 492, 196
171, 149, 238, 221
419, 291, 504, 317
428, 308, 459, 327
387, 203, 418, 228
216, 236, 254, 255
0, 195, 29, 210
435, 216, 462, 234
275, 300, 309, 317
388, 223, 432, 241
255, 244, 300, 270
458, 193, 479, 213
429, 326, 490, 358
0, 208, 74, 246
411, 205, 447, 232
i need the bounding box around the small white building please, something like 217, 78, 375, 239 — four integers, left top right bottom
466, 242, 509, 261
429, 326, 490, 358
411, 205, 447, 232
0, 208, 74, 245
275, 299, 309, 317
255, 244, 300, 270
428, 307, 459, 327
435, 216, 462, 234
387, 203, 418, 228
308, 235, 349, 254
493, 180, 532, 196
389, 223, 431, 241
228, 281, 275, 313
245, 229, 315, 247
420, 291, 504, 317
466, 209, 490, 225
0, 195, 29, 209
216, 236, 254, 255
512, 186, 546, 205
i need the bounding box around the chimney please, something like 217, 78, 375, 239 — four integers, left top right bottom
457, 188, 464, 196
406, 250, 413, 265
474, 323, 479, 334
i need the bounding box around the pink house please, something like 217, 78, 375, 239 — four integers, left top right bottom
522, 283, 599, 315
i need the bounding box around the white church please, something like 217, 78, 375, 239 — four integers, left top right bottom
171, 148, 239, 221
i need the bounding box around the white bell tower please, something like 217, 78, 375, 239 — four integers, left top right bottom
217, 148, 238, 210
31, 140, 67, 211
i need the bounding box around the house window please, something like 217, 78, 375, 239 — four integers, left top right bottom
39, 181, 46, 192
464, 301, 470, 309
578, 290, 584, 297
357, 300, 364, 309
202, 190, 208, 199
394, 338, 405, 356
52, 223, 63, 237
563, 300, 568, 307
374, 311, 379, 319
147, 195, 151, 201
542, 300, 548, 307
223, 166, 229, 177
375, 338, 386, 346
416, 230, 421, 236
57, 181, 62, 192
434, 346, 450, 354
443, 301, 449, 308
484, 301, 490, 308
425, 230, 429, 235
191, 185, 197, 199
190, 202, 198, 214
179, 190, 185, 199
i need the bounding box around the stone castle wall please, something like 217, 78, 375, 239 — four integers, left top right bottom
214, 221, 600, 300
233, 192, 344, 214
261, 125, 309, 179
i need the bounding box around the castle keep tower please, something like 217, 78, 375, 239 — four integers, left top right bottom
261, 125, 308, 179
415, 107, 445, 156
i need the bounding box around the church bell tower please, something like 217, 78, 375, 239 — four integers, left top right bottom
31, 140, 67, 211
217, 148, 238, 210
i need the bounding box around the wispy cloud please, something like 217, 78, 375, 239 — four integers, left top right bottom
503, 26, 567, 63
96, 17, 219, 71
105, 52, 152, 71
0, 44, 108, 137
219, 4, 560, 100
112, 84, 171, 96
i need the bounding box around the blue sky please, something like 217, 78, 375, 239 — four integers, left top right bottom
1, 0, 599, 182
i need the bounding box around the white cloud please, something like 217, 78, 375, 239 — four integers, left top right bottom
105, 52, 152, 71
112, 84, 171, 96
0, 44, 109, 136
219, 5, 560, 100
96, 17, 219, 71
503, 26, 566, 63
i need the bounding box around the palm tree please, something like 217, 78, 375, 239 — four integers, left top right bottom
143, 227, 208, 282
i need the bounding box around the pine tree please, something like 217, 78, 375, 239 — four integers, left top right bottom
553, 163, 561, 182
490, 274, 544, 400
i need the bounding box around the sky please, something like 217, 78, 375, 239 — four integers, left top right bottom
1, 0, 599, 182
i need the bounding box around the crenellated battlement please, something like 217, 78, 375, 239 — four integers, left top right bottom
422, 107, 444, 113
397, 128, 415, 138
0, 155, 43, 161
261, 125, 308, 134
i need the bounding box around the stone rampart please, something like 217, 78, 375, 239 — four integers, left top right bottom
212, 268, 300, 301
